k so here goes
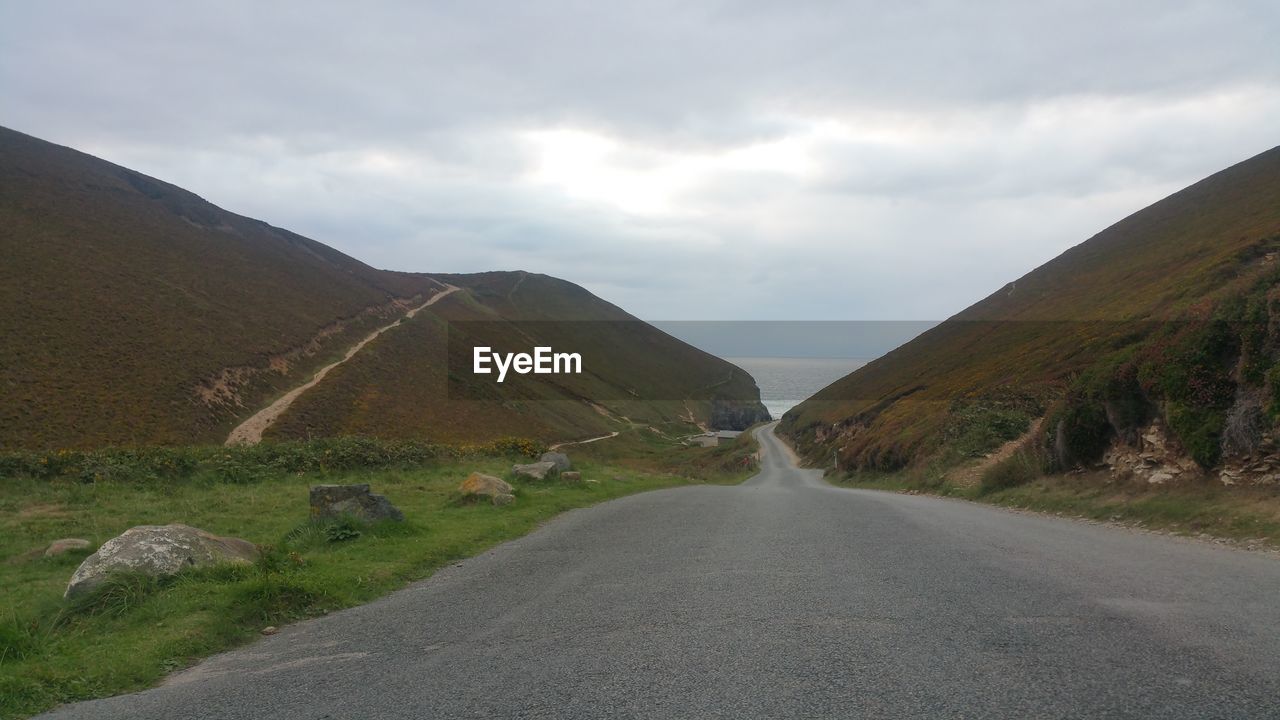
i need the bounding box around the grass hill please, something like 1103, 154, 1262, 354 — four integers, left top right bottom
781, 145, 1280, 476
265, 270, 770, 444
0, 126, 766, 451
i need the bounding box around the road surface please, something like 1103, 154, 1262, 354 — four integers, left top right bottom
43, 424, 1280, 718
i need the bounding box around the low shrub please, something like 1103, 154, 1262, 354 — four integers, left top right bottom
323, 518, 363, 543
943, 404, 1035, 459
0, 436, 547, 484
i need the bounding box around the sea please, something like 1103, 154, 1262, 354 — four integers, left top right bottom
725, 357, 867, 421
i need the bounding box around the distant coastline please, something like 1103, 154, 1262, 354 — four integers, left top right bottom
726, 356, 866, 420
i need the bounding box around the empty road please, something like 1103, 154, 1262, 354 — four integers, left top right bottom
42, 424, 1280, 718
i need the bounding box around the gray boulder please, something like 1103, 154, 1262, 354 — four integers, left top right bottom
310, 484, 404, 522
512, 461, 558, 481
539, 452, 572, 472
65, 524, 258, 599
44, 538, 91, 557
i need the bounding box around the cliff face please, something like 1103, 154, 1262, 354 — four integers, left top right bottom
709, 397, 772, 431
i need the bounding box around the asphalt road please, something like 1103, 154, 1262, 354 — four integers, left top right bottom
42, 424, 1280, 718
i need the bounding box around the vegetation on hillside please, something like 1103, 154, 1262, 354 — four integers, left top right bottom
1047, 264, 1280, 470
0, 127, 767, 452
782, 145, 1280, 477
267, 271, 769, 444
0, 126, 439, 450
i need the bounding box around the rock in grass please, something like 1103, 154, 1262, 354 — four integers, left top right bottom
512, 461, 558, 481
539, 452, 572, 472
460, 473, 514, 501
309, 484, 404, 522
44, 538, 91, 557
561, 471, 583, 484
492, 493, 516, 506
65, 524, 258, 599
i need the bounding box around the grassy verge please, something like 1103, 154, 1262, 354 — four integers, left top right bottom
829, 465, 1280, 548
0, 445, 753, 719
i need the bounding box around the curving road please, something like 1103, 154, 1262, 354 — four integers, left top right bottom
43, 423, 1280, 718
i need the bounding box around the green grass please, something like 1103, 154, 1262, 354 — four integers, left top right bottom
0, 446, 755, 719
830, 468, 1280, 547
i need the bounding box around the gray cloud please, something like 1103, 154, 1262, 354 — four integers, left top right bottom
2, 1, 1277, 332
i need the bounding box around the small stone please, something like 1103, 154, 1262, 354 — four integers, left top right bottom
492, 493, 515, 506
561, 471, 582, 483
261, 626, 278, 636
1147, 472, 1174, 485
44, 538, 91, 557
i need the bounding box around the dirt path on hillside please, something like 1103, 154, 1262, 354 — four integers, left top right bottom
948, 417, 1045, 487
548, 431, 622, 451
225, 284, 460, 445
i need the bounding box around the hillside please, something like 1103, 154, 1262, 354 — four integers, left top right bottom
264, 270, 771, 444
0, 126, 767, 451
781, 145, 1280, 479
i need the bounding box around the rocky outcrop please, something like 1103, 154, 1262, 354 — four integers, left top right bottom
1217, 431, 1280, 486
512, 461, 558, 481
1104, 419, 1200, 484
540, 452, 572, 472
309, 484, 404, 522
1104, 419, 1280, 486
709, 397, 771, 431
66, 524, 258, 598
459, 472, 516, 505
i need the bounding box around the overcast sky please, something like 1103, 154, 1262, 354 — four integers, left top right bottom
3, 1, 1278, 322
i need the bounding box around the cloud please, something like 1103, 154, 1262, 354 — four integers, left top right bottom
2, 1, 1278, 332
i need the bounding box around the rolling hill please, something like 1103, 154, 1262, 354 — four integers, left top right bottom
0, 126, 767, 451
781, 145, 1280, 479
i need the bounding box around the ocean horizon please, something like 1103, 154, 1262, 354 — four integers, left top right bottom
725, 356, 867, 420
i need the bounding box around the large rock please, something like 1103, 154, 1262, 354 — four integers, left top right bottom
460, 473, 516, 506
539, 452, 572, 472
709, 398, 772, 431
65, 524, 258, 599
512, 461, 558, 481
44, 538, 91, 557
309, 484, 404, 522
